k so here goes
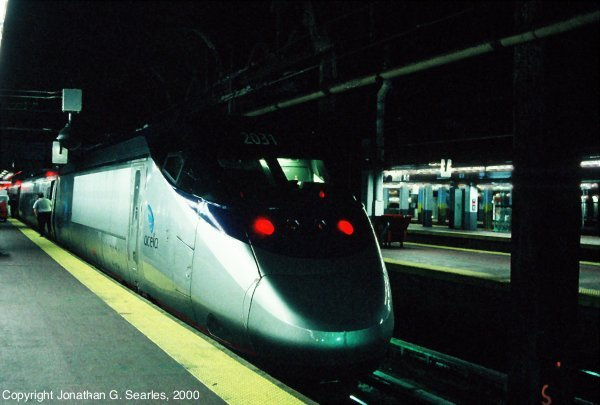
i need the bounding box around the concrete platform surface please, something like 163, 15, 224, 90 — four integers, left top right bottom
0, 220, 310, 404
382, 241, 600, 301
406, 223, 600, 247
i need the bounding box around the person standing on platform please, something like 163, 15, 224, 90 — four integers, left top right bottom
33, 193, 52, 237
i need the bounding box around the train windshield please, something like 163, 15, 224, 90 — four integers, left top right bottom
216, 158, 328, 185
277, 158, 328, 183
176, 156, 330, 202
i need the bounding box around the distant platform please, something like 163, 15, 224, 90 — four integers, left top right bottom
382, 240, 600, 308
382, 240, 600, 374
401, 223, 600, 262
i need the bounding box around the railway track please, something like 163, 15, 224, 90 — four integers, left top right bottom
356, 338, 506, 404
296, 339, 599, 404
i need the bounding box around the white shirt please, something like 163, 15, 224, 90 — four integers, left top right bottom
33, 198, 53, 213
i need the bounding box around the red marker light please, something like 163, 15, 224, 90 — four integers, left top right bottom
318, 190, 326, 199
253, 217, 275, 236
337, 219, 354, 235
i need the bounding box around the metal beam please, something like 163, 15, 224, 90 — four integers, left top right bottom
243, 10, 600, 117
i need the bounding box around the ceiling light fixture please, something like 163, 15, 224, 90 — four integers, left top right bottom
0, 0, 9, 57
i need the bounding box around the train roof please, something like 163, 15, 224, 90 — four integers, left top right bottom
61, 136, 151, 174
144, 113, 336, 160
60, 113, 340, 174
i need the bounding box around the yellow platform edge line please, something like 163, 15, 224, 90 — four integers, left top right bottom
11, 219, 306, 405
384, 257, 505, 282
579, 287, 600, 297
402, 241, 511, 256
401, 242, 600, 266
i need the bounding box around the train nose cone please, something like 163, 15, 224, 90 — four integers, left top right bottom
246, 269, 394, 368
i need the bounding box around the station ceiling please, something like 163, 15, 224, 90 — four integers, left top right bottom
0, 1, 598, 177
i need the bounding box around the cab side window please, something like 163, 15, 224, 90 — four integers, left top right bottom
178, 167, 200, 195
162, 153, 184, 184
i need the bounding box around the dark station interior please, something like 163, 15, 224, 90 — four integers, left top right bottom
0, 2, 598, 404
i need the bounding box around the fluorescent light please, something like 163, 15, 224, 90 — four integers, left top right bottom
581, 159, 600, 168
0, 0, 8, 56
386, 159, 599, 178
485, 164, 514, 171
455, 166, 485, 173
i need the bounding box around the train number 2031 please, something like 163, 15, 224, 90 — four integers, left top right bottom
243, 132, 278, 146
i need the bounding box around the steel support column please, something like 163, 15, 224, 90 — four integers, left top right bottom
508, 2, 581, 403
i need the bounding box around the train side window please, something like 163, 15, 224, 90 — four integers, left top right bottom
163, 153, 184, 184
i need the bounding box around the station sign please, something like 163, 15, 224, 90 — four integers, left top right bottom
62, 88, 82, 113
469, 187, 478, 213
440, 159, 452, 178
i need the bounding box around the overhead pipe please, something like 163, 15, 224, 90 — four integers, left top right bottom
0, 89, 62, 100
244, 10, 599, 117
375, 78, 391, 163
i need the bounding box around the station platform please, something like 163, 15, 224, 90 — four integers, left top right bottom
404, 223, 600, 262
382, 240, 600, 305
407, 222, 600, 244
382, 231, 600, 375
0, 219, 311, 404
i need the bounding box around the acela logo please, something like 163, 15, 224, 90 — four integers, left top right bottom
144, 204, 159, 249
147, 204, 155, 234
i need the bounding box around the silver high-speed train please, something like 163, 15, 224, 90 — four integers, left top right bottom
15, 115, 394, 374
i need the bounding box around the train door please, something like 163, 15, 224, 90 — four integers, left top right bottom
173, 237, 194, 300
170, 216, 196, 317
127, 164, 145, 288
49, 179, 57, 236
